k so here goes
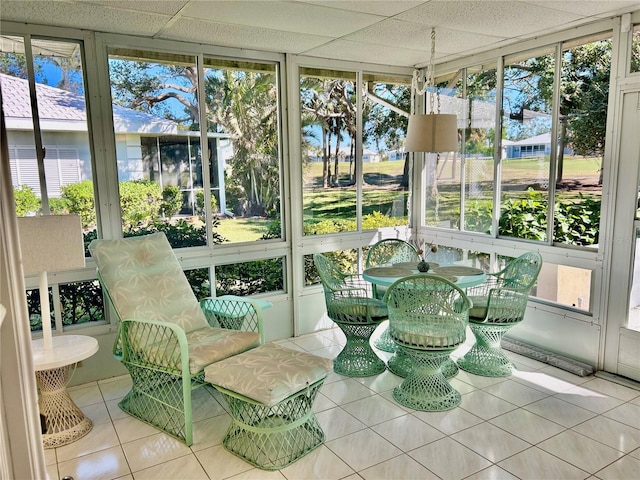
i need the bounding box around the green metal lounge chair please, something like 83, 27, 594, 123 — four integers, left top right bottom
384, 274, 471, 411
313, 253, 387, 377
89, 232, 267, 445
457, 251, 543, 377
365, 239, 420, 352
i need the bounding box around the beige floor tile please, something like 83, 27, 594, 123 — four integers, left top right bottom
45, 463, 58, 480
326, 428, 402, 472
498, 446, 589, 480
97, 375, 132, 401
341, 394, 407, 426
57, 445, 130, 480
55, 422, 120, 462
132, 453, 208, 480
279, 444, 354, 479
122, 432, 192, 472
194, 444, 255, 479
594, 455, 640, 480
579, 378, 640, 402
510, 369, 580, 394
353, 369, 402, 393
372, 414, 445, 451
482, 378, 550, 406
83, 401, 112, 426
556, 384, 625, 414
316, 406, 366, 441
459, 390, 518, 420
523, 396, 597, 427
190, 413, 231, 452
630, 447, 640, 460
68, 382, 103, 407
489, 408, 566, 444
320, 378, 376, 405
413, 404, 484, 435
452, 422, 530, 462
112, 414, 160, 444
602, 402, 640, 429
538, 430, 624, 474
105, 398, 129, 421
408, 437, 492, 480
572, 415, 640, 453
455, 370, 508, 389
312, 391, 337, 413
463, 465, 520, 480
359, 454, 439, 480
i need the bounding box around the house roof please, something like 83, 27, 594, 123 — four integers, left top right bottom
0, 72, 178, 134
509, 132, 552, 146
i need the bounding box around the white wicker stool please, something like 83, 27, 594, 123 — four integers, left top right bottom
204, 343, 332, 470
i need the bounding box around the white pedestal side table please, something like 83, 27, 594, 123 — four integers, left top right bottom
32, 335, 99, 448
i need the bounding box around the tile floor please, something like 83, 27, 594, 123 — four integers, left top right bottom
48, 325, 640, 480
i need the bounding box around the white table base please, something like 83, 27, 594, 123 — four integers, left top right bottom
37, 364, 93, 448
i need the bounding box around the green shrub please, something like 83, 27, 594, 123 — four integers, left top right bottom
13, 185, 40, 216
195, 189, 218, 217
119, 180, 163, 229
60, 180, 95, 228
161, 185, 183, 218
463, 188, 600, 246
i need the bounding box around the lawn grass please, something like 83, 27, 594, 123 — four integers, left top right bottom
220, 156, 602, 243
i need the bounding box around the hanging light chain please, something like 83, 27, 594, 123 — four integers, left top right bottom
411, 27, 437, 115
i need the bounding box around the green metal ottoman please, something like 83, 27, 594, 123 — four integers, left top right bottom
204, 343, 333, 470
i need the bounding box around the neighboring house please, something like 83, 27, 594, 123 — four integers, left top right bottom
503, 132, 572, 159
305, 145, 380, 163
1, 73, 231, 213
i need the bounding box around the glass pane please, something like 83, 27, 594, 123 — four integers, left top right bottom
108, 48, 207, 247
554, 35, 611, 247
216, 258, 285, 295
362, 77, 410, 228
301, 68, 357, 235
631, 24, 640, 74
204, 58, 282, 243
2, 36, 102, 332
304, 249, 358, 286
425, 76, 462, 228
2, 37, 97, 240
629, 227, 640, 330
501, 48, 555, 242
463, 67, 497, 234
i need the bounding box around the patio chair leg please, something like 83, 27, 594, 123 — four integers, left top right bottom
334, 322, 386, 377
392, 347, 461, 411
457, 323, 516, 377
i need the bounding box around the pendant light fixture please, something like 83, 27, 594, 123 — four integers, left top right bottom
405, 28, 458, 153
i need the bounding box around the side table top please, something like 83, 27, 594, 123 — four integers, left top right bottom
31, 335, 99, 371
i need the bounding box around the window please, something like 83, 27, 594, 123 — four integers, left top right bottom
1, 35, 104, 332
462, 65, 497, 234
553, 34, 610, 247
631, 24, 640, 74
362, 73, 411, 229
300, 67, 357, 235
500, 47, 555, 242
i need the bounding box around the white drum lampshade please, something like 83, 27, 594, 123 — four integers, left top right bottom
17, 214, 85, 350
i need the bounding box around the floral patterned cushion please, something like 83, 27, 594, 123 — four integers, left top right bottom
187, 327, 260, 374
204, 343, 333, 406
89, 232, 209, 333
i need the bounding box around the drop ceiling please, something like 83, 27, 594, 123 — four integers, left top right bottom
0, 0, 638, 67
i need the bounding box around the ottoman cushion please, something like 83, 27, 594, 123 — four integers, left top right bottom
204, 343, 332, 407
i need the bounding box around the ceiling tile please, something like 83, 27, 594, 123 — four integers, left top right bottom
181, 0, 385, 37
302, 39, 429, 67
161, 17, 333, 54
76, 0, 190, 16
525, 0, 640, 18
394, 0, 584, 38
0, 1, 170, 36
300, 0, 425, 17
343, 19, 507, 55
